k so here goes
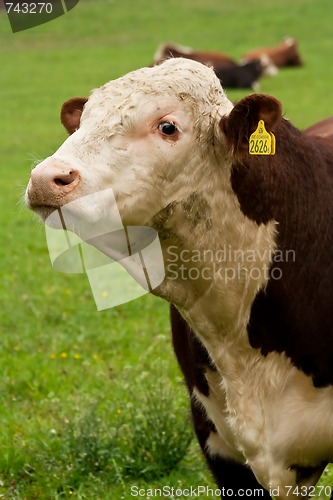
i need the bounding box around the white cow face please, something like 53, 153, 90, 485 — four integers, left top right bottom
26, 58, 234, 229
25, 57, 282, 311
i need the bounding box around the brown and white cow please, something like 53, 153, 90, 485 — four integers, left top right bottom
153, 42, 277, 89
25, 58, 333, 498
153, 42, 237, 67
242, 37, 303, 68
213, 59, 266, 90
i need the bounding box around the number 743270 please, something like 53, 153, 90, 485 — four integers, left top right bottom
5, 3, 53, 14
271, 485, 333, 497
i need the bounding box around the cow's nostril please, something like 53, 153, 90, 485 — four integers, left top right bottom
54, 177, 71, 187
53, 171, 78, 187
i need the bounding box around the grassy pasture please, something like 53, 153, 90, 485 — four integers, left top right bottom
1, 0, 333, 497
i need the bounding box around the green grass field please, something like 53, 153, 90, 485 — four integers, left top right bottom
1, 0, 333, 497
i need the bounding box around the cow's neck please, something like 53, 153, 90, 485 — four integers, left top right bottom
153, 170, 277, 361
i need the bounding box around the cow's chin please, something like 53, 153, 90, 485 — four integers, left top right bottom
44, 205, 101, 235
30, 205, 58, 223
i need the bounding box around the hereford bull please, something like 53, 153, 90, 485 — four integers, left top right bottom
25, 58, 333, 498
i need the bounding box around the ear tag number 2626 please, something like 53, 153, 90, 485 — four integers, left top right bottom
249, 120, 276, 155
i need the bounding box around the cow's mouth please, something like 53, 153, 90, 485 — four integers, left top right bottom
26, 199, 59, 221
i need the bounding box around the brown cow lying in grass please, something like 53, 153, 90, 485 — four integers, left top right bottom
153, 42, 277, 88
242, 37, 303, 67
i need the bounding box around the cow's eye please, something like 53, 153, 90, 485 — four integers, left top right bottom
158, 121, 178, 135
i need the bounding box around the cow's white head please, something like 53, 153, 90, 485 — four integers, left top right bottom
26, 58, 233, 226
26, 57, 282, 312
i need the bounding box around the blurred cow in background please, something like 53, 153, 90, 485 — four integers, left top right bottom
153, 42, 277, 89
242, 37, 303, 67
153, 42, 237, 67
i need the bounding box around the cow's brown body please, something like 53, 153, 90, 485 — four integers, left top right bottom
242, 37, 303, 67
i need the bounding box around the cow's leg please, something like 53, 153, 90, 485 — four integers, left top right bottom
191, 400, 271, 499
206, 456, 271, 498
170, 305, 271, 497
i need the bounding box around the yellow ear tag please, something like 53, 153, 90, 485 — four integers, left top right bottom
249, 120, 276, 155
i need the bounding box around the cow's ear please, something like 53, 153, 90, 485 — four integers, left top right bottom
60, 97, 88, 135
220, 94, 282, 156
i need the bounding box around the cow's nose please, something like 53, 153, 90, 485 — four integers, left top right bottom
27, 159, 80, 209
52, 169, 78, 187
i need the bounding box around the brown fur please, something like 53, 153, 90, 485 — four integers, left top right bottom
304, 116, 333, 140
60, 97, 87, 134
221, 96, 333, 386
242, 38, 303, 67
